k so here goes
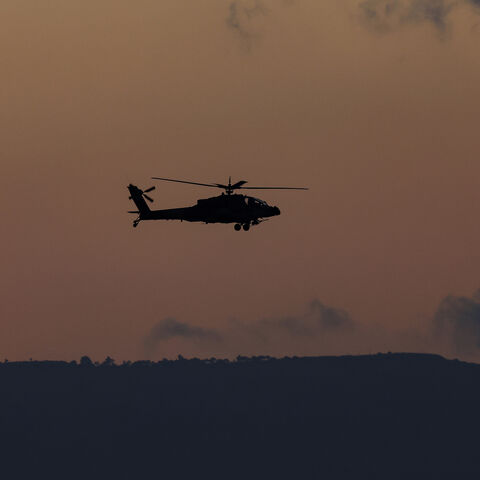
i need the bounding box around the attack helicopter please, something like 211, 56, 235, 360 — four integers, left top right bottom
127, 177, 308, 231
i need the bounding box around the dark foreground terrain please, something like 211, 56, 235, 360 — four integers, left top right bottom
1, 353, 479, 478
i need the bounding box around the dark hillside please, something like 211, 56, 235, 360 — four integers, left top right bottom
1, 353, 479, 478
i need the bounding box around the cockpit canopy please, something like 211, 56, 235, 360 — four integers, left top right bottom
248, 197, 268, 207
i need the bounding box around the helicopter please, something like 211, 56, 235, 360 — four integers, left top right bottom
127, 177, 308, 231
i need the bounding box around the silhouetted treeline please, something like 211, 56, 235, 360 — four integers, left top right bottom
1, 353, 479, 478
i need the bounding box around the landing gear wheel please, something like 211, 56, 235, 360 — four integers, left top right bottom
242, 223, 250, 231
234, 224, 241, 231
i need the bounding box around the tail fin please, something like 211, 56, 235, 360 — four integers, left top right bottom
127, 184, 151, 216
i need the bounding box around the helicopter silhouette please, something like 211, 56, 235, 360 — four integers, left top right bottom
128, 176, 308, 231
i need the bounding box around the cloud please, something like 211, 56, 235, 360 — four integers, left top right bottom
143, 294, 480, 360
434, 290, 480, 355
358, 0, 480, 35
226, 0, 269, 50
142, 298, 435, 359
144, 318, 222, 356
257, 299, 354, 337
224, 0, 480, 44
143, 300, 354, 357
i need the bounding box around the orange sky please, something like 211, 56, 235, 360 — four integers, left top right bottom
2, 1, 480, 361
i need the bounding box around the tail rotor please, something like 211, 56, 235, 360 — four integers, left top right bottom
127, 184, 156, 228
129, 186, 155, 203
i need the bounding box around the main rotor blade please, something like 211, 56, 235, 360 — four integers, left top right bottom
143, 194, 154, 202
143, 186, 156, 193
152, 177, 218, 188
240, 186, 309, 190
152, 176, 308, 191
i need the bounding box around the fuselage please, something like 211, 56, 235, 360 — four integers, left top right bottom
128, 184, 280, 227
144, 193, 280, 224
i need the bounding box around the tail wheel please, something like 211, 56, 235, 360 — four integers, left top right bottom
234, 224, 241, 231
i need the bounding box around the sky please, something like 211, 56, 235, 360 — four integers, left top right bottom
2, 0, 480, 361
